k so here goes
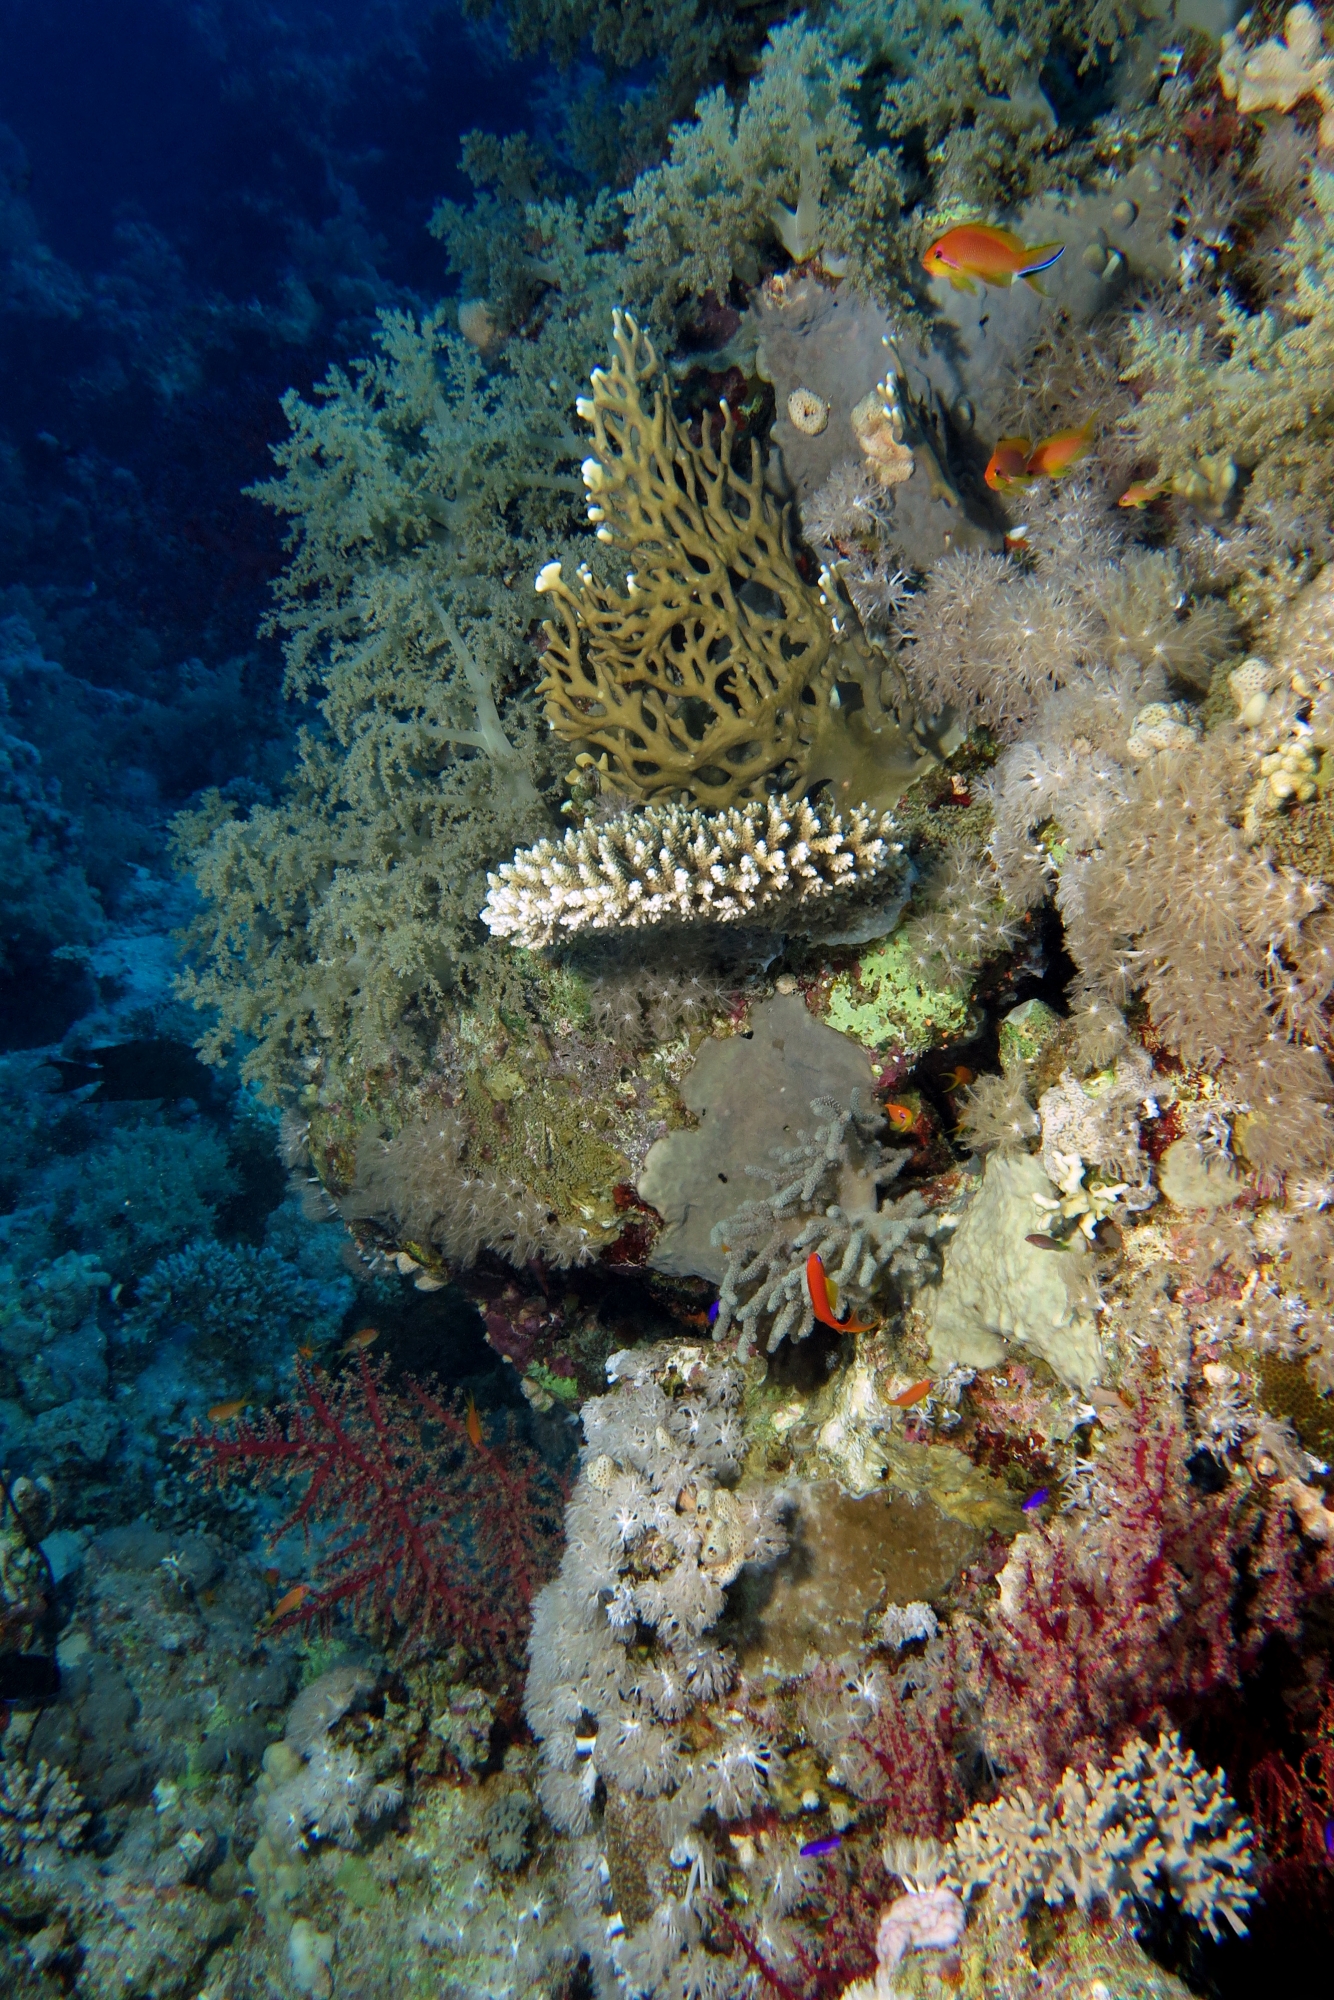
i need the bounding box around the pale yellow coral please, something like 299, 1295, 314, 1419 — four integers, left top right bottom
786, 385, 830, 434
1219, 5, 1334, 153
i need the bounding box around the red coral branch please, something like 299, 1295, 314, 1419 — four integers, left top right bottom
974, 1400, 1314, 1792
179, 1358, 564, 1673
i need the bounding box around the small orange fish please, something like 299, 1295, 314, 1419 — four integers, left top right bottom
1024, 421, 1094, 479
942, 1065, 975, 1092
270, 1584, 309, 1620
882, 1101, 917, 1134
465, 1394, 483, 1450
342, 1326, 378, 1354
923, 223, 1064, 295
262, 1567, 282, 1586
806, 1253, 879, 1334
207, 1397, 248, 1424
985, 436, 1035, 493
1118, 479, 1166, 509
296, 1344, 314, 1360
891, 1379, 934, 1408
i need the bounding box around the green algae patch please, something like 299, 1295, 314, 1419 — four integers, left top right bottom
334, 1855, 383, 1910
821, 931, 969, 1057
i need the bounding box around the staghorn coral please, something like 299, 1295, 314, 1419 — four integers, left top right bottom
536, 311, 892, 810
128, 1235, 348, 1359
0, 1758, 89, 1864
711, 1096, 937, 1359
949, 1732, 1255, 1941
482, 793, 906, 949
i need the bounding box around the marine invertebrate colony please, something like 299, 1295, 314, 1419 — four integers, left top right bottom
537, 311, 885, 809
182, 1357, 563, 1674
949, 1732, 1255, 1940
482, 793, 905, 948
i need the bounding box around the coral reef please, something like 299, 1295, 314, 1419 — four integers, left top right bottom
926, 1151, 1103, 1389
711, 1096, 938, 1360
181, 1357, 564, 1672
0, 1758, 89, 1864
525, 1342, 786, 1839
537, 311, 903, 810
177, 200, 630, 1097
949, 1732, 1255, 1941
482, 793, 906, 948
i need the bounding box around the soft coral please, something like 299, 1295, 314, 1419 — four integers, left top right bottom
181, 1357, 564, 1676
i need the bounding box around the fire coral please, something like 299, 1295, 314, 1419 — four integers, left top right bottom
181, 1357, 564, 1673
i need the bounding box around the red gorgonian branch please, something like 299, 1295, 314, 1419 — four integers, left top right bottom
179, 1357, 565, 1674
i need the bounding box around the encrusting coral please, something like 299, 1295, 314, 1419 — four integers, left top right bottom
536, 310, 903, 811
481, 793, 906, 949
949, 1732, 1255, 1942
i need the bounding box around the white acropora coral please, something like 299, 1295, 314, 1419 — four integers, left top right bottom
948, 1731, 1255, 1941
523, 1343, 786, 1837
481, 794, 905, 949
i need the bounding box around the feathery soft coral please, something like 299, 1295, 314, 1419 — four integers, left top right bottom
181, 1357, 564, 1674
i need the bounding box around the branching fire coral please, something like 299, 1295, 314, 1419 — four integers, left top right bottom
536, 310, 885, 810
181, 1357, 564, 1675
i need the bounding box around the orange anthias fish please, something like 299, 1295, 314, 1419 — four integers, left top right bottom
465, 1394, 484, 1450
985, 437, 1035, 493
270, 1584, 310, 1620
988, 424, 1094, 492
942, 1065, 975, 1092
342, 1325, 379, 1354
1118, 479, 1166, 509
923, 224, 1064, 294
882, 1101, 917, 1134
890, 1379, 934, 1408
1024, 421, 1094, 479
806, 1253, 879, 1334
207, 1397, 248, 1424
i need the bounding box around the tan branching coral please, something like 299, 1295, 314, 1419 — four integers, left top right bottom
537, 311, 872, 809
482, 794, 905, 949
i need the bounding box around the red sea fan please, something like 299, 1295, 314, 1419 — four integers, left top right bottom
180, 1357, 565, 1676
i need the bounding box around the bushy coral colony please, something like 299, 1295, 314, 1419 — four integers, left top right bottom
9, 3, 1334, 1999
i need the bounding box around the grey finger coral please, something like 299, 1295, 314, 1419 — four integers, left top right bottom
711, 1095, 938, 1359
949, 1732, 1255, 1942
481, 793, 906, 949
0, 1758, 90, 1864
